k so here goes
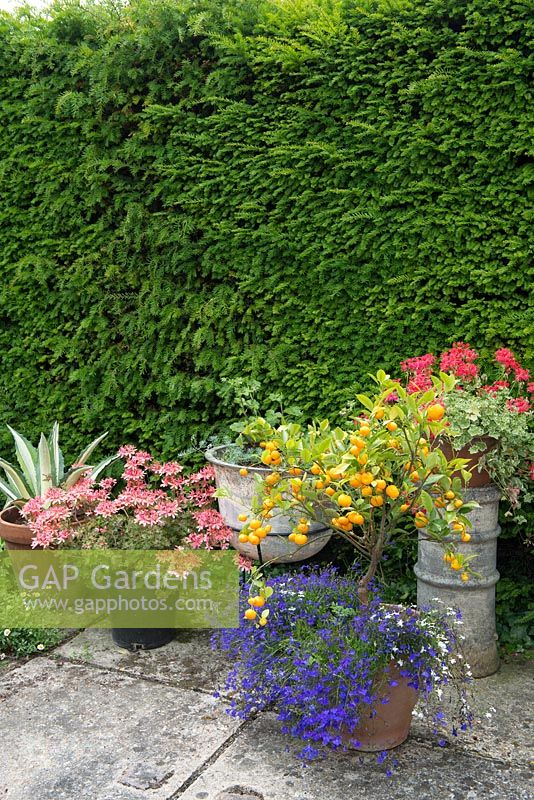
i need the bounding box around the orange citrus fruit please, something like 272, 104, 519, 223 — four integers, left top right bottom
427, 404, 445, 421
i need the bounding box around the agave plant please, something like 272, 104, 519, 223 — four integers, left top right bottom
0, 423, 117, 507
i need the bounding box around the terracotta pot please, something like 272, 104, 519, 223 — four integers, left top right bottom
438, 436, 497, 488
0, 506, 36, 550
343, 663, 418, 752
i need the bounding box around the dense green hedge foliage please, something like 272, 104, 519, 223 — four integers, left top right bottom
0, 0, 532, 464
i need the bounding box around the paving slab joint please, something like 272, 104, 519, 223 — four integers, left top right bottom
169, 716, 257, 798
51, 653, 218, 696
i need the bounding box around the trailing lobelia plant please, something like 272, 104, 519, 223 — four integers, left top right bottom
215, 568, 473, 766
0, 423, 116, 507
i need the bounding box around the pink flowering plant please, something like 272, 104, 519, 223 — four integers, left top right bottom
21, 446, 238, 553
399, 344, 533, 511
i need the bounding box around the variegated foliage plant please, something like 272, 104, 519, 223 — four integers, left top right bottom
0, 423, 116, 506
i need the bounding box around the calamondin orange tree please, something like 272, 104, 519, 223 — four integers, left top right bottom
235, 371, 479, 620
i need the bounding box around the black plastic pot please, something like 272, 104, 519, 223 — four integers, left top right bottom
111, 628, 175, 651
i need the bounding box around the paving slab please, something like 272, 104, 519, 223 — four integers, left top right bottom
411, 657, 534, 767
1, 641, 532, 800
178, 711, 533, 800
0, 657, 241, 800
55, 628, 231, 693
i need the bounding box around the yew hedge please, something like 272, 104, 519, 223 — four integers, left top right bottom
0, 0, 532, 458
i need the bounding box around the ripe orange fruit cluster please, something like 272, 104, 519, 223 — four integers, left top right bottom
238, 518, 272, 546
248, 595, 266, 608
289, 518, 309, 545
260, 440, 282, 467
443, 552, 470, 581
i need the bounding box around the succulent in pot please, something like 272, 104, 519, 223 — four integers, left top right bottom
0, 423, 116, 550
22, 446, 235, 553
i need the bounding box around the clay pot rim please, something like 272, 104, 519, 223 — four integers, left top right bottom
0, 505, 29, 526
434, 434, 499, 453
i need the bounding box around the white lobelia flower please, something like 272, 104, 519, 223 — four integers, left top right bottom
3, 629, 10, 637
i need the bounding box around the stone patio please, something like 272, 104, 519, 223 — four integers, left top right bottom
0, 630, 532, 799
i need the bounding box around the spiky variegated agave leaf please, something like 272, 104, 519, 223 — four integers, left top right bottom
38, 433, 53, 495
89, 454, 119, 482
62, 466, 91, 489
7, 425, 39, 495
63, 454, 117, 488
0, 457, 31, 501
1, 425, 113, 503
74, 431, 109, 467
47, 421, 64, 485
0, 475, 20, 505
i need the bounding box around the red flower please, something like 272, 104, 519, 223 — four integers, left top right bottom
506, 397, 530, 413
482, 380, 509, 394
401, 353, 435, 394
515, 367, 530, 383
439, 342, 479, 381
495, 348, 520, 372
